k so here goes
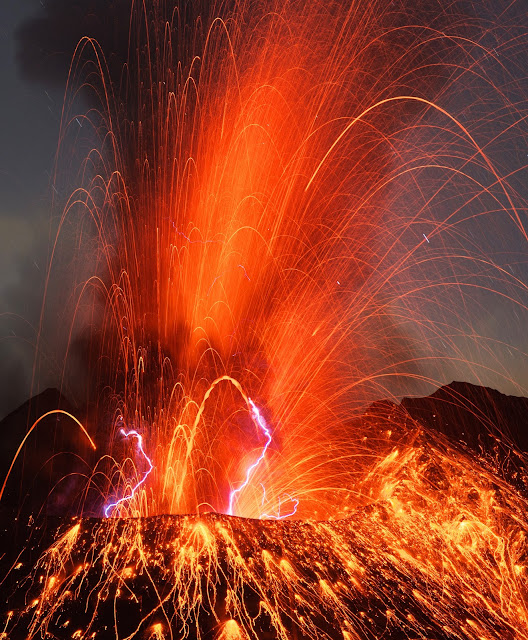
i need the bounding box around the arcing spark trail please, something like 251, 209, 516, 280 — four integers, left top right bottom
4, 415, 528, 639
2, 0, 528, 638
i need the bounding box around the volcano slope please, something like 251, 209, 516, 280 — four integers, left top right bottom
1, 383, 527, 640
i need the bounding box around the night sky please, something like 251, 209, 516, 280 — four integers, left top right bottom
0, 1, 61, 419
0, 0, 527, 422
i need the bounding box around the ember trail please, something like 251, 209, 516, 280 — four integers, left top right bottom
2, 0, 528, 638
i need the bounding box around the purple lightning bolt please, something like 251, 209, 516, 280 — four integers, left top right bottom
104, 429, 154, 518
228, 399, 272, 516
260, 493, 299, 520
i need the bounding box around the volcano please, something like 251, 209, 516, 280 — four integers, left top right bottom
1, 382, 527, 640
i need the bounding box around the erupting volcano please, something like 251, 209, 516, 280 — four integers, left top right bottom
1, 0, 528, 638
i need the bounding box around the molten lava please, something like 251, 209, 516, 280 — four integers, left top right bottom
2, 0, 528, 638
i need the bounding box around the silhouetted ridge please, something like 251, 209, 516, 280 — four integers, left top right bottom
401, 381, 528, 453
0, 387, 91, 517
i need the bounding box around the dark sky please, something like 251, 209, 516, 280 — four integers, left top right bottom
0, 0, 527, 421
0, 0, 64, 419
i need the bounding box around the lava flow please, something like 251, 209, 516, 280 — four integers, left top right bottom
2, 0, 528, 638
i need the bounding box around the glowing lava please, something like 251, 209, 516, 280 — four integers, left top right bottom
2, 0, 528, 638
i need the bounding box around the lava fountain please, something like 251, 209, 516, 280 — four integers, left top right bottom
2, 0, 528, 638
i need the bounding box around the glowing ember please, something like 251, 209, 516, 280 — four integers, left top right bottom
1, 0, 527, 638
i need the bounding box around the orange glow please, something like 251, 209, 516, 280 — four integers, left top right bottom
3, 0, 528, 639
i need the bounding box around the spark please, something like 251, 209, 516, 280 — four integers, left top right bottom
104, 429, 154, 518
167, 220, 219, 245
237, 264, 250, 280
6, 0, 528, 637
206, 272, 225, 296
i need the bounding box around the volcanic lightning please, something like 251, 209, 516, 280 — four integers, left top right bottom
104, 428, 155, 518
228, 400, 273, 517
1, 0, 528, 638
